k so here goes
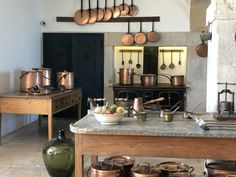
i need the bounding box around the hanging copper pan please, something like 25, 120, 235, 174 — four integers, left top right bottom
196, 40, 208, 57
96, 0, 104, 21
103, 0, 113, 21
74, 0, 89, 25
119, 0, 130, 16
121, 21, 134, 46
135, 21, 147, 45
88, 0, 97, 24
129, 0, 138, 16
147, 21, 159, 43
111, 0, 121, 18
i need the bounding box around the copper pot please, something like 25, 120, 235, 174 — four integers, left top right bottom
32, 67, 52, 87
158, 74, 184, 86
196, 41, 208, 57
205, 160, 236, 177
90, 161, 121, 177
140, 74, 157, 86
20, 70, 43, 92
57, 71, 74, 89
131, 163, 161, 177
118, 68, 134, 85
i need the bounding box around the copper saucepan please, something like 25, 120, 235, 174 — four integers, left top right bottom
158, 74, 185, 86
119, 0, 130, 16
96, 0, 104, 21
135, 21, 147, 45
103, 0, 113, 21
129, 0, 138, 16
74, 0, 89, 25
111, 0, 121, 18
88, 0, 97, 24
122, 21, 134, 46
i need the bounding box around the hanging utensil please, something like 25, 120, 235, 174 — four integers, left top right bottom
178, 51, 182, 65
121, 51, 125, 65
74, 0, 89, 25
88, 0, 97, 24
128, 0, 138, 16
119, 0, 130, 16
111, 0, 121, 18
128, 51, 133, 64
136, 51, 141, 68
147, 21, 158, 43
96, 0, 104, 21
103, 0, 113, 21
160, 51, 166, 70
121, 21, 134, 46
134, 21, 147, 45
169, 51, 175, 69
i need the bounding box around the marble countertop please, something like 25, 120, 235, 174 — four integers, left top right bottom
70, 112, 236, 138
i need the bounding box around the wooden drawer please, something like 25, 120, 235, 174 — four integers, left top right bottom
70, 92, 80, 105
52, 96, 70, 112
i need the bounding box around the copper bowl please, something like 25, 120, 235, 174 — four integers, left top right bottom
90, 161, 121, 177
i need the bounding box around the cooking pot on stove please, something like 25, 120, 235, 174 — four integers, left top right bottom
158, 74, 185, 86
140, 74, 157, 86
32, 67, 52, 87
57, 71, 74, 90
117, 68, 134, 85
20, 70, 43, 92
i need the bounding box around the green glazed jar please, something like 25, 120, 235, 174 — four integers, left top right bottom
42, 129, 75, 177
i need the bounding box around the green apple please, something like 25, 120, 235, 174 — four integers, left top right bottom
110, 104, 118, 112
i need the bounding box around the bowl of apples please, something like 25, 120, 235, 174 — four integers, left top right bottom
92, 103, 128, 125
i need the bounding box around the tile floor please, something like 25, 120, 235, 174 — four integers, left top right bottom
0, 117, 205, 177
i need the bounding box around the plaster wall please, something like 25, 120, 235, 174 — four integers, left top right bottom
0, 0, 42, 136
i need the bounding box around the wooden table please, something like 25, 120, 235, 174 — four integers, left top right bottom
0, 88, 81, 144
70, 113, 236, 177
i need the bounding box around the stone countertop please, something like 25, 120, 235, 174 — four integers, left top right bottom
70, 112, 236, 138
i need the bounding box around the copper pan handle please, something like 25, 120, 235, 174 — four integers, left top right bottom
143, 97, 165, 105
158, 73, 171, 81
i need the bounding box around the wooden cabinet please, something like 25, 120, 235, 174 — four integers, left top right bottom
112, 84, 187, 111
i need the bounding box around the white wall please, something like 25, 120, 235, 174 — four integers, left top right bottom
0, 0, 42, 136
41, 0, 190, 32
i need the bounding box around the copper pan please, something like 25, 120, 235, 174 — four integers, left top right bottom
147, 21, 159, 43
135, 21, 147, 45
103, 0, 113, 21
111, 0, 121, 18
74, 0, 89, 25
121, 21, 134, 46
196, 40, 208, 57
129, 0, 138, 16
119, 0, 130, 16
96, 0, 104, 21
88, 0, 97, 24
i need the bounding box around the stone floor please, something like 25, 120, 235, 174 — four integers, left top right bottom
0, 117, 205, 177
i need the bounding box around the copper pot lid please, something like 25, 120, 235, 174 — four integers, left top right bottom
131, 163, 160, 175
103, 156, 135, 167
156, 161, 194, 173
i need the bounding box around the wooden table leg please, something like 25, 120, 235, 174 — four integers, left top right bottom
75, 134, 84, 177
48, 112, 53, 140
0, 113, 2, 145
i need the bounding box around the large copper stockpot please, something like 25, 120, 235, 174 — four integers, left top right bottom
32, 67, 52, 87
90, 161, 121, 177
118, 68, 134, 85
20, 70, 43, 92
57, 71, 74, 89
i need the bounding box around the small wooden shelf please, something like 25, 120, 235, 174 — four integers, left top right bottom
56, 16, 160, 23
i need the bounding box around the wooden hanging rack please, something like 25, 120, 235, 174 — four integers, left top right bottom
56, 16, 160, 23
119, 49, 143, 53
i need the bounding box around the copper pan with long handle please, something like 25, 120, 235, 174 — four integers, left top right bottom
111, 0, 121, 18
74, 0, 89, 25
119, 0, 130, 16
158, 73, 185, 86
147, 21, 159, 43
135, 21, 147, 45
121, 21, 134, 46
103, 0, 113, 21
96, 0, 104, 21
88, 0, 97, 24
129, 0, 138, 16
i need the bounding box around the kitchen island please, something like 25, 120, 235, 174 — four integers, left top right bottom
70, 112, 236, 177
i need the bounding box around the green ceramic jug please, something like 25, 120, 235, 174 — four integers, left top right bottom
42, 129, 75, 177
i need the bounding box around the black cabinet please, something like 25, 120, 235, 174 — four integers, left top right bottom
43, 33, 104, 117
112, 84, 187, 111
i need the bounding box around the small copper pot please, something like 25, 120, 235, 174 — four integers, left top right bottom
131, 163, 161, 177
140, 74, 157, 86
90, 161, 121, 177
118, 68, 134, 85
158, 74, 184, 86
57, 71, 74, 89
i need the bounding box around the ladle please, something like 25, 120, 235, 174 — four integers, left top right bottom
178, 51, 182, 65
121, 51, 125, 65
136, 51, 141, 68
169, 51, 175, 69
160, 52, 166, 70
128, 51, 133, 64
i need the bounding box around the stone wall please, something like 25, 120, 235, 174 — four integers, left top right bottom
104, 32, 207, 112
